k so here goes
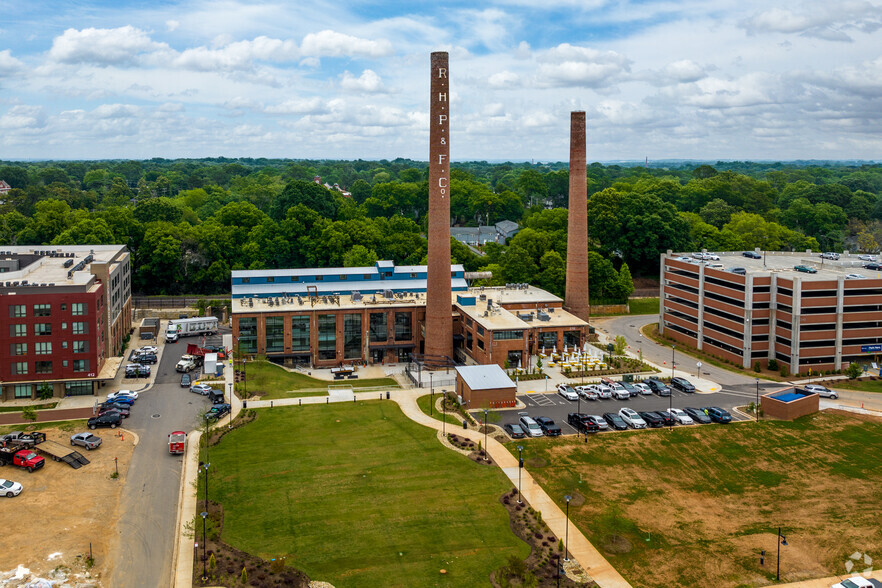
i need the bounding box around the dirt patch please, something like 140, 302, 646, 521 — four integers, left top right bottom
0, 424, 135, 586
525, 457, 548, 468
601, 535, 632, 555
491, 489, 596, 587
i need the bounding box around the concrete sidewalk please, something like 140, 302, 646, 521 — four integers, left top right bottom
776, 570, 882, 587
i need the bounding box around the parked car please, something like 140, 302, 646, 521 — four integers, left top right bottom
857, 254, 877, 262
535, 417, 562, 437
107, 389, 138, 401
668, 408, 694, 425
620, 382, 639, 397
99, 407, 130, 419
100, 401, 133, 412
605, 381, 630, 400
208, 389, 225, 404
742, 251, 762, 259
633, 382, 652, 395
730, 267, 747, 275
190, 383, 213, 396
794, 265, 818, 274
831, 576, 879, 588
684, 407, 712, 424
0, 431, 46, 447
70, 433, 102, 450
518, 414, 544, 438
567, 413, 599, 434
180, 373, 191, 387
646, 378, 671, 396
503, 423, 527, 439
619, 408, 647, 429
670, 377, 696, 393
204, 403, 231, 422
132, 353, 157, 364
655, 410, 676, 426
863, 262, 882, 270
803, 384, 839, 399
585, 415, 609, 431
639, 411, 665, 428
820, 252, 840, 260
88, 412, 122, 429
575, 385, 599, 401
674, 256, 693, 262
556, 384, 579, 401
603, 412, 630, 430
0, 478, 23, 497
137, 345, 158, 355
125, 363, 151, 377
703, 406, 732, 423
593, 383, 613, 400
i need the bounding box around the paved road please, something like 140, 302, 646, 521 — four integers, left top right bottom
108, 334, 221, 588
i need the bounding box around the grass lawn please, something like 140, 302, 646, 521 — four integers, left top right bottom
513, 411, 882, 587
592, 297, 659, 317
238, 360, 400, 400
208, 401, 528, 587
825, 378, 882, 393
0, 402, 58, 413
416, 394, 462, 427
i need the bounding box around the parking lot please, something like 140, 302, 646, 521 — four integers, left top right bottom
481, 387, 751, 438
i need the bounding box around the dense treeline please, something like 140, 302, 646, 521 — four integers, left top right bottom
1, 158, 880, 299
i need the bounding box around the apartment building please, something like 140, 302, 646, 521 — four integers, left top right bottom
659, 250, 882, 375
0, 245, 131, 400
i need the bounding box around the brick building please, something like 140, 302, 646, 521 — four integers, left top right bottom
231, 262, 588, 369
1, 245, 131, 400
455, 364, 516, 409
659, 250, 882, 376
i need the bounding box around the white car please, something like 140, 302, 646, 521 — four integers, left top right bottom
619, 408, 647, 429
107, 389, 138, 401
518, 414, 544, 437
608, 382, 630, 400
633, 383, 652, 395
575, 385, 599, 401
831, 577, 876, 588
820, 252, 840, 260
0, 478, 23, 498
594, 384, 613, 399
674, 256, 693, 262
137, 346, 158, 355
846, 273, 867, 280
556, 385, 579, 401
803, 384, 839, 399
857, 254, 876, 262
668, 408, 694, 425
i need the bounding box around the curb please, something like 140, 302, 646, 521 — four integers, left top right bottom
171, 429, 202, 588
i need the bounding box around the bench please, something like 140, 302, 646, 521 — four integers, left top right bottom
348, 374, 359, 379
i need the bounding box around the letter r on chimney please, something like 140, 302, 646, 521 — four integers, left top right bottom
438, 68, 447, 78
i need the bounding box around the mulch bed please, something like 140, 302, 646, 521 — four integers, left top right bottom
447, 433, 496, 465
191, 500, 311, 588
491, 489, 596, 587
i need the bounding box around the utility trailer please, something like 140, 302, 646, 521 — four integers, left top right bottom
34, 440, 91, 469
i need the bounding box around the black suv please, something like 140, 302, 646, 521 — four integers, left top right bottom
535, 417, 562, 436
208, 389, 225, 404
743, 251, 761, 259
703, 407, 732, 423
88, 412, 122, 429
655, 410, 675, 426
132, 353, 157, 364
125, 364, 151, 377
639, 411, 664, 428
602, 412, 629, 430
567, 413, 599, 434
670, 377, 695, 393
646, 378, 671, 397
684, 407, 712, 424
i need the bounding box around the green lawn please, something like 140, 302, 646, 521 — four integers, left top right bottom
512, 412, 882, 586
827, 378, 882, 393
591, 297, 659, 317
0, 402, 58, 413
208, 401, 528, 587
238, 360, 400, 400
416, 394, 463, 427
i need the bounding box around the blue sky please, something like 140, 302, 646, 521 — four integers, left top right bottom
1, 0, 881, 161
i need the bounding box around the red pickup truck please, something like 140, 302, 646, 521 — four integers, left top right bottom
0, 447, 45, 472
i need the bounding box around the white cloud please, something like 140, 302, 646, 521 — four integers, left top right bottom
535, 43, 631, 88
662, 59, 708, 83
264, 97, 329, 115
487, 70, 520, 88
741, 2, 882, 41
172, 36, 298, 71
300, 30, 393, 58
0, 50, 24, 74
680, 73, 781, 109
0, 105, 45, 129
340, 69, 387, 93
166, 20, 180, 32
48, 26, 168, 66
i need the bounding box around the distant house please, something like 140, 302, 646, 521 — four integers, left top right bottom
450, 220, 520, 248
0, 180, 11, 196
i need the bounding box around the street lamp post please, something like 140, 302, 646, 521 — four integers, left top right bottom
202, 463, 211, 513
227, 382, 233, 428
564, 495, 572, 561
755, 378, 760, 423
671, 345, 676, 380
442, 390, 446, 436
200, 510, 209, 581
776, 527, 788, 581
430, 372, 434, 416
516, 445, 523, 503
483, 409, 489, 461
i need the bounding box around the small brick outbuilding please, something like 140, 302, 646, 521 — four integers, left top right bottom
455, 365, 516, 410
761, 387, 819, 420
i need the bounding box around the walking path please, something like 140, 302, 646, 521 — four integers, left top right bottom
0, 406, 94, 425
775, 570, 882, 587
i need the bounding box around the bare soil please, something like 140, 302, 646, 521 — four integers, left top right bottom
0, 425, 135, 585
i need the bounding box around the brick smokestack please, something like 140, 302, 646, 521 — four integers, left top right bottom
425, 52, 453, 361
565, 111, 590, 322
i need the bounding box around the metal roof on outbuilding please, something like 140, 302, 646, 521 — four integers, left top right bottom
455, 364, 516, 390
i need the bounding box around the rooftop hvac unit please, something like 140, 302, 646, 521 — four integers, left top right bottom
548, 307, 555, 312
487, 298, 493, 306
479, 294, 486, 300
20, 280, 27, 285
352, 291, 362, 301
63, 259, 73, 268
537, 311, 550, 321
384, 289, 394, 298
483, 311, 489, 317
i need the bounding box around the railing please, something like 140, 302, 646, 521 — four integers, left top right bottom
132, 296, 231, 309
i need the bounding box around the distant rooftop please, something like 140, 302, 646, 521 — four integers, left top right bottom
666, 250, 882, 282
0, 245, 128, 291
455, 364, 515, 390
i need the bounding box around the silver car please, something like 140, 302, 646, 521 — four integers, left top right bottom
803, 384, 838, 399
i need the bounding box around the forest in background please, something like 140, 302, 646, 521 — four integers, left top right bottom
1, 158, 881, 299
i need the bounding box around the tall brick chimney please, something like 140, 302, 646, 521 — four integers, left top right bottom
425, 52, 453, 361
564, 111, 590, 322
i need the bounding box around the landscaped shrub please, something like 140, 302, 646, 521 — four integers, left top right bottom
754, 361, 761, 373
780, 365, 789, 377
768, 358, 779, 371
